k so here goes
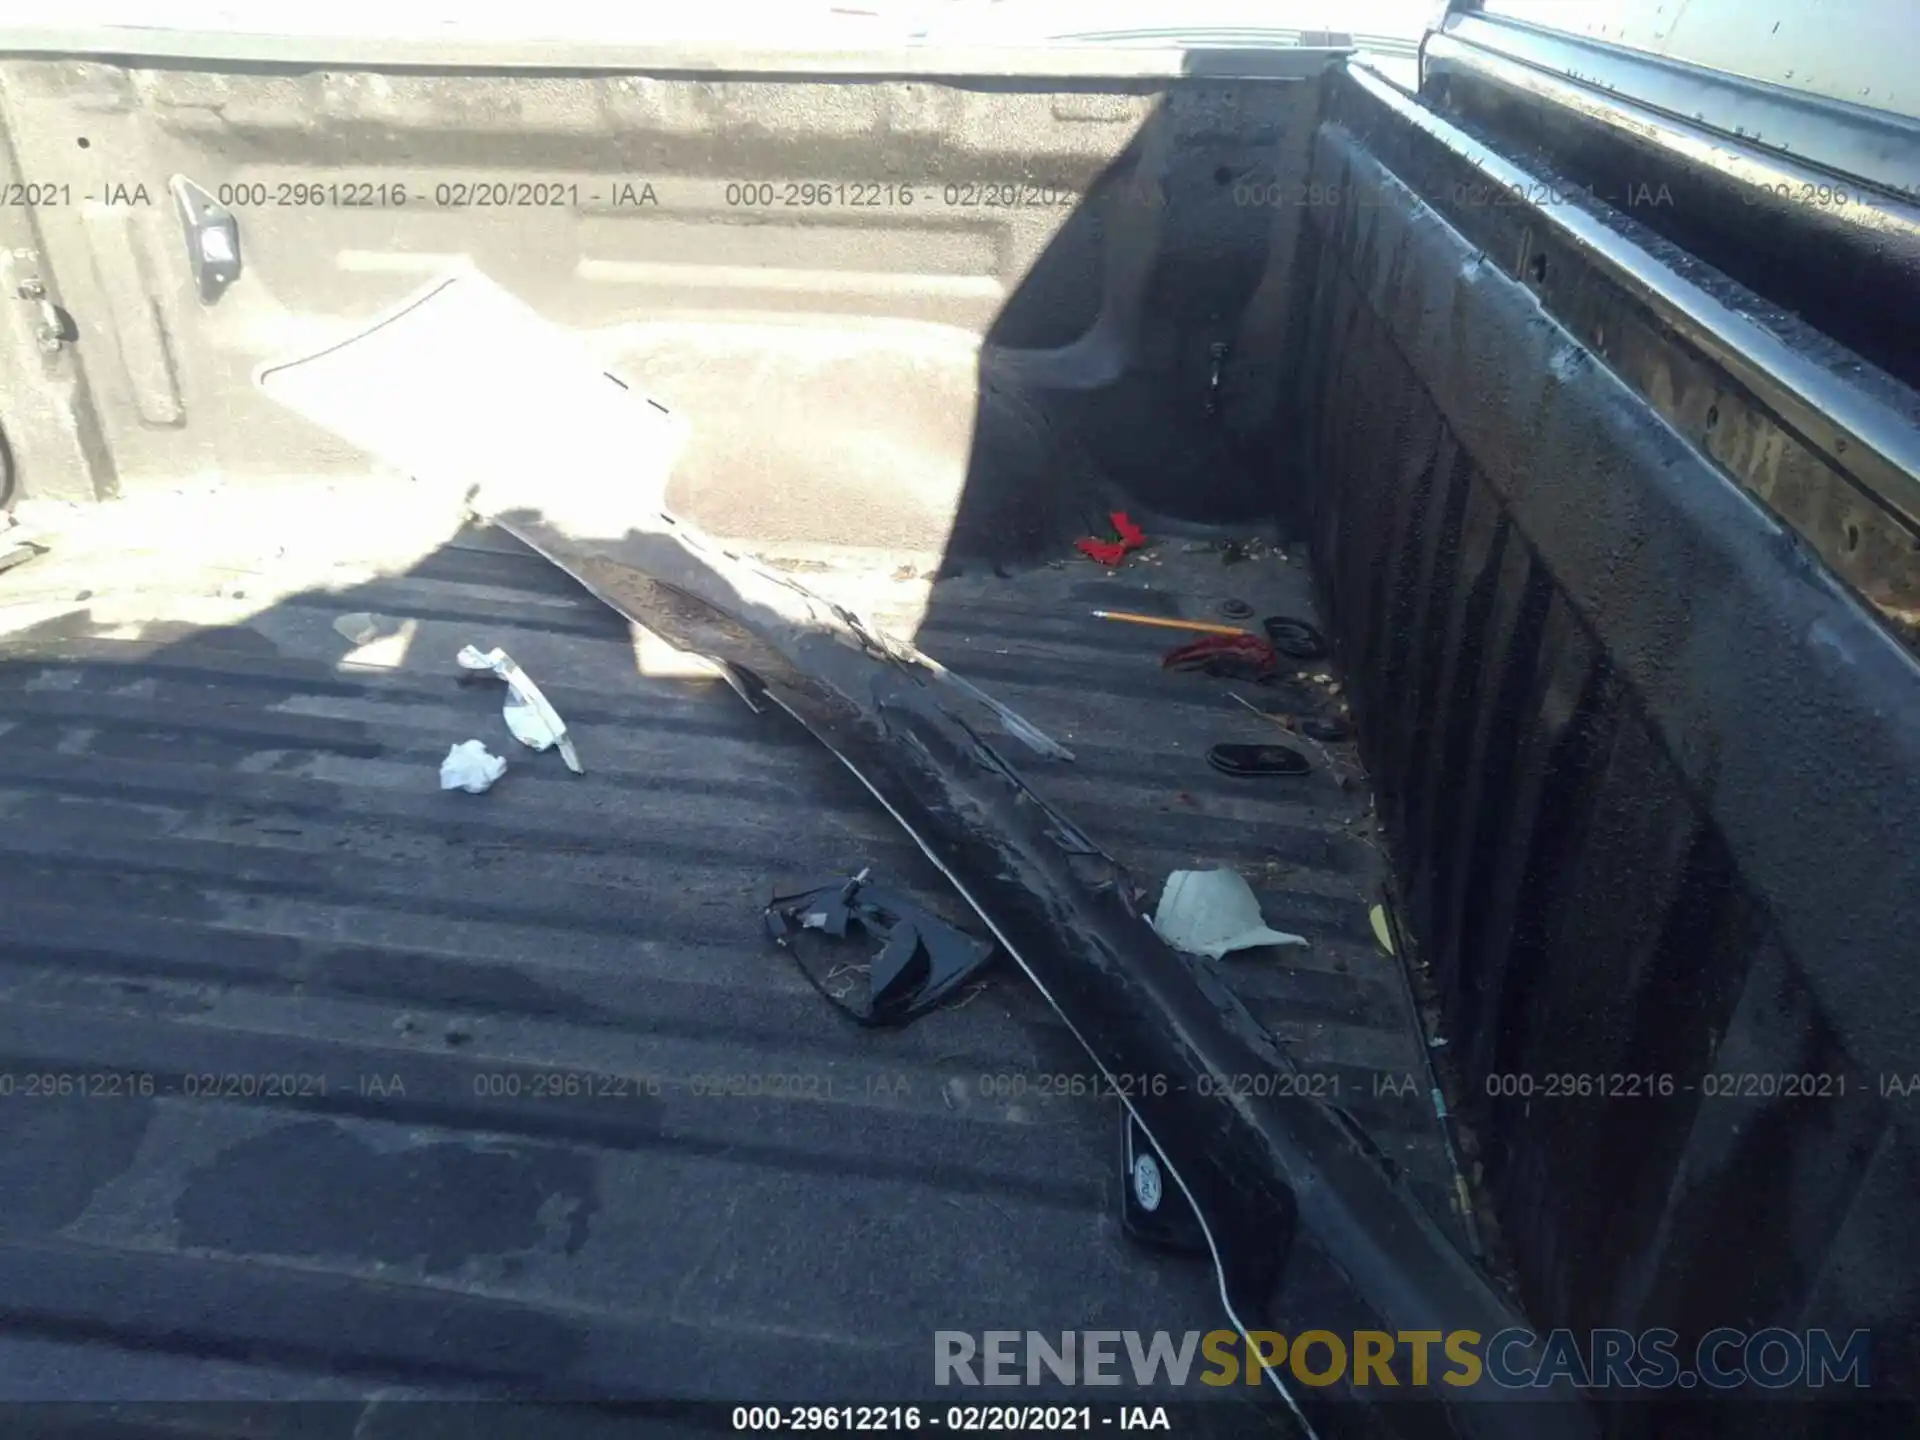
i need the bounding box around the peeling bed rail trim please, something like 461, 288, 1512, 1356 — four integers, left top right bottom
0, 30, 1347, 80
1344, 62, 1920, 535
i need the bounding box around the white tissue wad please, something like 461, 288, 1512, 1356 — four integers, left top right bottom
440, 739, 507, 794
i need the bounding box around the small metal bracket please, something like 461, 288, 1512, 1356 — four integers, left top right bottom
15, 278, 65, 353
169, 174, 242, 304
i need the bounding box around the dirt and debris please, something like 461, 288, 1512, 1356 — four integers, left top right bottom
1219, 536, 1273, 565
1226, 694, 1354, 745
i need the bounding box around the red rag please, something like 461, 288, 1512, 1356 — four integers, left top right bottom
1074, 511, 1149, 567
1160, 633, 1279, 678
1075, 537, 1132, 566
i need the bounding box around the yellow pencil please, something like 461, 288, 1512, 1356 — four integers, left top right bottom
1092, 609, 1251, 637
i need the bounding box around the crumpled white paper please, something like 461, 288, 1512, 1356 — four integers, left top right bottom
440, 739, 507, 794
456, 644, 583, 773
1151, 869, 1308, 959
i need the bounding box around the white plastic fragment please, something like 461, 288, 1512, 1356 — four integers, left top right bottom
456, 644, 583, 773
1151, 869, 1309, 959
440, 739, 507, 794
333, 612, 381, 646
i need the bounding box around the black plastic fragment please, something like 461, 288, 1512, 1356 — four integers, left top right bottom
168, 175, 242, 305
1299, 715, 1354, 743
869, 921, 926, 1010
1263, 615, 1330, 660
765, 870, 994, 1027
811, 897, 853, 938
0, 542, 41, 577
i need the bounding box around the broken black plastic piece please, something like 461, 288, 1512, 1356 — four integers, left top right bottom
765, 870, 994, 1027
0, 542, 42, 577
869, 921, 925, 1010
1299, 715, 1354, 743
1263, 615, 1329, 661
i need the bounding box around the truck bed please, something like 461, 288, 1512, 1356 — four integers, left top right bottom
0, 477, 1460, 1413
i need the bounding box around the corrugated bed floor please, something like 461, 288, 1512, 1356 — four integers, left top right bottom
0, 482, 1460, 1422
